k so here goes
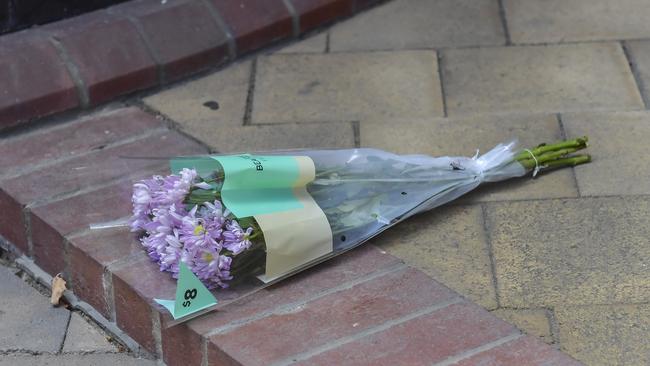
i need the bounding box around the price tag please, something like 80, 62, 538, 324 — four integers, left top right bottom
154, 262, 217, 320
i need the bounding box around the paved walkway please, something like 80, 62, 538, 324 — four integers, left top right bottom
140, 0, 650, 365
0, 254, 153, 365
2, 0, 650, 365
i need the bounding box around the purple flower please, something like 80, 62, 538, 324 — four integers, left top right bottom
132, 169, 256, 288
223, 220, 253, 255
130, 169, 199, 232
190, 248, 233, 289
160, 230, 183, 274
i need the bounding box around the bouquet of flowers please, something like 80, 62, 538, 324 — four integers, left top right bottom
130, 137, 590, 293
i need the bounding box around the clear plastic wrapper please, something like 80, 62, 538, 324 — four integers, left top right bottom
97, 137, 591, 323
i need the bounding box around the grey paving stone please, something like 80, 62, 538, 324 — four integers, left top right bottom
0, 354, 155, 366
486, 196, 650, 308
275, 32, 327, 54
555, 303, 650, 366
626, 40, 650, 106
143, 60, 251, 128
504, 0, 650, 44
562, 110, 650, 196
491, 309, 553, 344
62, 313, 117, 354
372, 205, 497, 310
359, 114, 577, 203
330, 0, 505, 51
0, 266, 70, 353
252, 51, 444, 124
201, 122, 356, 152
442, 43, 644, 116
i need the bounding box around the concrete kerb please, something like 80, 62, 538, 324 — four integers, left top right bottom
2, 248, 155, 360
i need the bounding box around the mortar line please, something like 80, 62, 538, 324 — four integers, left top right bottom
57, 311, 73, 354
103, 267, 117, 322
201, 338, 209, 366
122, 14, 166, 84
545, 307, 562, 346
453, 187, 650, 208
282, 0, 299, 38
206, 262, 407, 337
322, 39, 642, 55
25, 162, 169, 209
352, 120, 361, 147
243, 58, 258, 126
131, 99, 215, 153
0, 127, 168, 181
325, 31, 331, 53
496, 0, 512, 46
62, 237, 72, 286
274, 297, 463, 366
23, 208, 34, 257
0, 107, 128, 145
0, 349, 44, 356
621, 41, 650, 109
199, 0, 236, 60
556, 113, 582, 197
48, 36, 90, 108
436, 50, 448, 117
151, 309, 163, 359
480, 203, 501, 309
229, 119, 357, 127
432, 333, 523, 366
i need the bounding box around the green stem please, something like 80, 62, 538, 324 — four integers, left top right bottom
515, 136, 588, 161
543, 154, 591, 169
518, 147, 584, 169
536, 147, 583, 163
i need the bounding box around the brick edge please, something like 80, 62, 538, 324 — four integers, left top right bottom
0, 0, 385, 132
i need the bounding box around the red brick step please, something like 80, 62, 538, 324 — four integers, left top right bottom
0, 107, 583, 365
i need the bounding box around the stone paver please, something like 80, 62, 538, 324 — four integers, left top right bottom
452, 336, 583, 366
492, 309, 553, 344
6, 0, 650, 363
562, 110, 650, 197
486, 196, 650, 308
360, 114, 577, 203
143, 57, 356, 151
442, 43, 644, 116
275, 32, 328, 54
330, 0, 504, 51
0, 265, 70, 353
143, 60, 252, 128
252, 51, 444, 124
372, 205, 497, 309
62, 313, 117, 353
193, 121, 356, 152
504, 0, 650, 44
555, 304, 650, 366
0, 354, 155, 366
625, 40, 650, 107
0, 259, 149, 364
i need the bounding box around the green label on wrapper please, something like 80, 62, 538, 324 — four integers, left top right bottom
212, 155, 303, 218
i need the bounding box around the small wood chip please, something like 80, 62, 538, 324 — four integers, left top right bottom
51, 273, 67, 306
